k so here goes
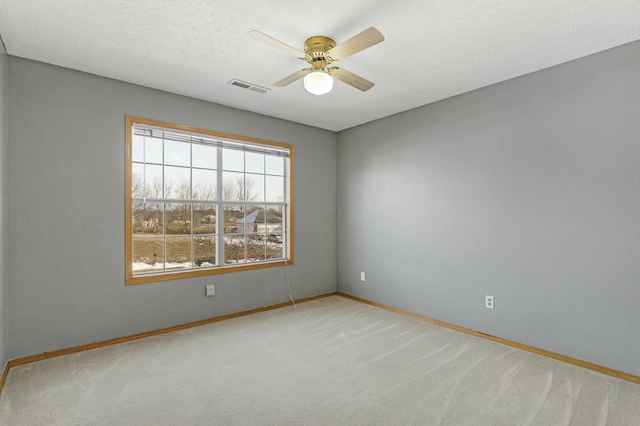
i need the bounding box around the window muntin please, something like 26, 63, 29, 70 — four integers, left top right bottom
126, 116, 293, 284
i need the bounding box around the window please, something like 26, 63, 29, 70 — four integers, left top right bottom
126, 116, 293, 284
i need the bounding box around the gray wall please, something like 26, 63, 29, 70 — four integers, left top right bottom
337, 41, 640, 376
7, 57, 337, 359
0, 49, 8, 368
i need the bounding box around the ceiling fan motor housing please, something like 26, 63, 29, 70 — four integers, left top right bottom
304, 36, 336, 70
304, 36, 336, 55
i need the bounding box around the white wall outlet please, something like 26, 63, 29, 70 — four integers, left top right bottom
485, 295, 494, 309
360, 272, 366, 282
206, 284, 215, 297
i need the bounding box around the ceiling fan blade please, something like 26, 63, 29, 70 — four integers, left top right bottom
330, 67, 375, 91
326, 27, 384, 61
248, 30, 306, 59
274, 68, 312, 87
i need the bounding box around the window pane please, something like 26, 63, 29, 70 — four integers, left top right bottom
165, 140, 190, 167
194, 236, 216, 267
132, 236, 164, 273
132, 134, 144, 162
255, 207, 268, 236
165, 203, 192, 235
246, 152, 264, 174
246, 206, 267, 262
247, 237, 267, 262
144, 164, 163, 198
266, 235, 284, 259
236, 206, 263, 234
249, 205, 266, 233
192, 169, 217, 201
194, 205, 216, 234
165, 236, 192, 271
265, 155, 284, 175
133, 202, 163, 235
145, 136, 163, 164
265, 175, 284, 202
224, 235, 246, 264
131, 163, 145, 199
223, 148, 244, 172
192, 144, 217, 170
266, 206, 283, 234
164, 166, 191, 199
224, 205, 244, 234
223, 171, 245, 201
246, 174, 264, 202
266, 205, 284, 258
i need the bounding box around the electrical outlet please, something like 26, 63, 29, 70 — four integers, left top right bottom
485, 295, 494, 309
360, 272, 366, 282
206, 284, 215, 297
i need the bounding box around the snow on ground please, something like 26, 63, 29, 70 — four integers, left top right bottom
132, 257, 280, 272
133, 262, 194, 272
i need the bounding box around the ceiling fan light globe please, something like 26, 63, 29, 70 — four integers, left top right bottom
304, 71, 333, 95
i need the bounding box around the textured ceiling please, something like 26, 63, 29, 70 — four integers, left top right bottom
1, 1, 640, 131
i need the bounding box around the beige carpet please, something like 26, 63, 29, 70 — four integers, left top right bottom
1, 295, 639, 425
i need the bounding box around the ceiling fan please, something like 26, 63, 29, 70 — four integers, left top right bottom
248, 27, 384, 95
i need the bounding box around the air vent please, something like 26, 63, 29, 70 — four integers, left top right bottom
228, 79, 269, 94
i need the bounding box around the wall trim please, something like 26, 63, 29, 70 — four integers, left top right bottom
4, 292, 337, 371
3, 290, 636, 395
338, 292, 640, 385
0, 361, 8, 394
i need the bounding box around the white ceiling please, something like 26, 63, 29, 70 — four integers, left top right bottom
1, 1, 640, 131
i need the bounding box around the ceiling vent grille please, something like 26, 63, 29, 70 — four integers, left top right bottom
228, 79, 270, 94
